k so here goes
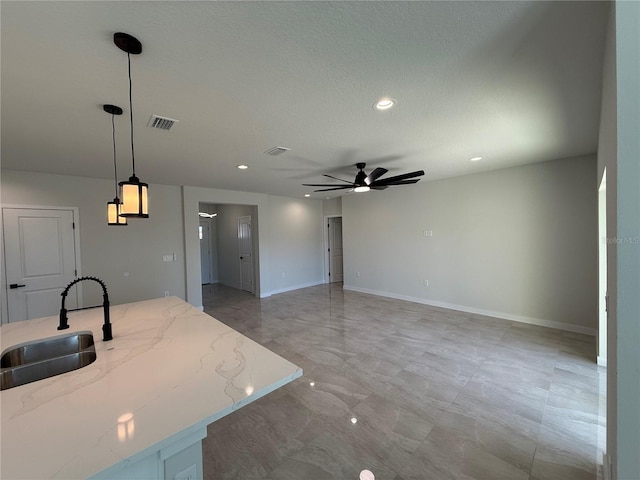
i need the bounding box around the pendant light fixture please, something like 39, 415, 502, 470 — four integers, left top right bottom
104, 104, 128, 226
114, 32, 149, 218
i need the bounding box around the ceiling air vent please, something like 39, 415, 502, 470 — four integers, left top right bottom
147, 115, 178, 131
264, 146, 291, 156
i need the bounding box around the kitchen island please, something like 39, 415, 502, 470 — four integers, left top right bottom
1, 296, 302, 479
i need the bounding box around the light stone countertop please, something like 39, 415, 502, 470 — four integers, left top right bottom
0, 296, 302, 479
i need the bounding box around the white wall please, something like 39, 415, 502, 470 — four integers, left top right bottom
268, 196, 324, 294
1, 170, 186, 313
343, 155, 598, 334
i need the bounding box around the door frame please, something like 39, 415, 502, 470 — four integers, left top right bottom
1, 204, 83, 325
323, 215, 342, 284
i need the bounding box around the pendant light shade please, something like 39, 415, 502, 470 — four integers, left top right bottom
119, 176, 148, 217
104, 104, 127, 226
114, 32, 149, 218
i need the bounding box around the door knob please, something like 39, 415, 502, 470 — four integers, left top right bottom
240, 256, 244, 259
9, 283, 26, 289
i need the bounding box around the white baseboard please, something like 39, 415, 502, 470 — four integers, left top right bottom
263, 280, 324, 298
343, 285, 597, 336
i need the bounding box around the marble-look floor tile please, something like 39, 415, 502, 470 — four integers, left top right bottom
398, 425, 531, 480
201, 283, 604, 480
434, 409, 537, 475
453, 379, 548, 424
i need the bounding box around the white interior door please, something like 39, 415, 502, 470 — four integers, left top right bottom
238, 216, 254, 293
199, 219, 211, 284
329, 217, 344, 283
3, 208, 78, 323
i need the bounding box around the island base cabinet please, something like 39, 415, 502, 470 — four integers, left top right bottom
90, 427, 206, 480
163, 440, 203, 480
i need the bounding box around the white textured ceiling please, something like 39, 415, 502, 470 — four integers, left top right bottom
1, 1, 609, 198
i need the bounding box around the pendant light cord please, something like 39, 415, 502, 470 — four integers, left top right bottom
128, 52, 136, 177
111, 113, 118, 198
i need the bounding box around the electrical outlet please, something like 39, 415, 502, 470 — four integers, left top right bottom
357, 272, 361, 277
174, 464, 197, 480
423, 229, 433, 237
164, 291, 170, 297
163, 255, 173, 262
423, 279, 429, 287
281, 272, 286, 278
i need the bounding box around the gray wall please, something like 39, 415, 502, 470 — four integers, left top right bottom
322, 197, 342, 217
343, 155, 598, 333
0, 170, 186, 311
614, 2, 640, 478
268, 196, 324, 294
199, 203, 219, 284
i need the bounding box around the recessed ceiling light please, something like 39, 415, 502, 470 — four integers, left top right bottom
304, 194, 311, 198
309, 381, 315, 387
374, 98, 396, 110
237, 164, 248, 169
470, 156, 482, 162
350, 417, 358, 424
360, 470, 375, 480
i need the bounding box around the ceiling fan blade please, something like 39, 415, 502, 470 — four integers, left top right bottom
365, 167, 388, 185
313, 186, 354, 192
372, 170, 425, 186
303, 183, 352, 187
379, 179, 421, 186
322, 174, 353, 184
370, 185, 388, 190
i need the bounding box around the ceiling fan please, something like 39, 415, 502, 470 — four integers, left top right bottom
303, 162, 425, 193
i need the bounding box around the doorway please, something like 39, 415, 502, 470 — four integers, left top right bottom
598, 170, 607, 366
2, 206, 81, 323
197, 203, 258, 296
326, 216, 344, 283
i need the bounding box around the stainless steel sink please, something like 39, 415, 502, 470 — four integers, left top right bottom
1, 331, 96, 391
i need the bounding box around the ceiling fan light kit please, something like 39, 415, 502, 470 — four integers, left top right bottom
114, 32, 149, 219
374, 98, 396, 110
104, 104, 128, 226
303, 162, 424, 194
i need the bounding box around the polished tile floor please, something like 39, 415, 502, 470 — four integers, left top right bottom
201, 283, 606, 480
